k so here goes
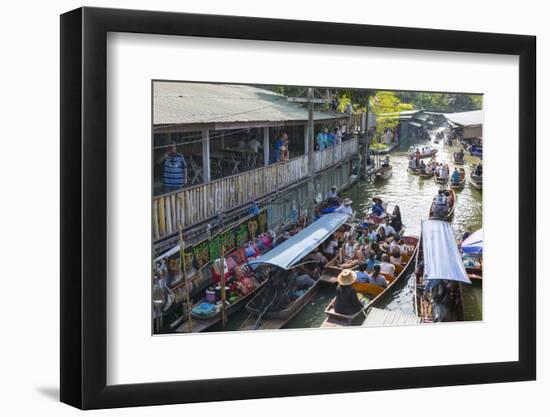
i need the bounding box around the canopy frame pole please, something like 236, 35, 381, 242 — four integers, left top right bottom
307, 87, 315, 224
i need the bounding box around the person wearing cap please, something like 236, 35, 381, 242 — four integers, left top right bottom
334, 197, 353, 215
327, 185, 339, 206
158, 141, 187, 193
334, 269, 363, 315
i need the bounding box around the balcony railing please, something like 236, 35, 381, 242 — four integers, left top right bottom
313, 138, 358, 172
152, 138, 358, 240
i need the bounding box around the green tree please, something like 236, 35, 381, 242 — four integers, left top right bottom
370, 91, 414, 142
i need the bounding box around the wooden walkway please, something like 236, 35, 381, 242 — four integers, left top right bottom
362, 307, 420, 327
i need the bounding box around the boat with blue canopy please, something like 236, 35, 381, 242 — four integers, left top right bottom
241, 213, 351, 330
414, 220, 471, 323
462, 229, 483, 254
247, 212, 350, 270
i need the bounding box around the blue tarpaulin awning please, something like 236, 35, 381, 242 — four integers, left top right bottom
248, 213, 349, 270
422, 220, 471, 284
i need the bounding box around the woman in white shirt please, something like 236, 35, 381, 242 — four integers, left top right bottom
379, 254, 396, 276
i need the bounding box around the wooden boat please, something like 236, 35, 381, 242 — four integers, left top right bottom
463, 254, 483, 282
428, 189, 455, 221
180, 276, 268, 333
414, 220, 471, 323
461, 230, 483, 282
418, 170, 434, 178
322, 237, 420, 326
470, 172, 483, 190
407, 167, 420, 175
450, 168, 466, 189
433, 174, 449, 185
408, 147, 437, 159
240, 212, 351, 331
375, 165, 393, 180
320, 235, 417, 287
453, 151, 465, 165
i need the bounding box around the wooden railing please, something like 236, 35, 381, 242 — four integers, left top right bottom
153, 138, 357, 240
313, 138, 358, 172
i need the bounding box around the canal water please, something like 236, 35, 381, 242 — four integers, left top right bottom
209, 135, 483, 332
289, 136, 483, 327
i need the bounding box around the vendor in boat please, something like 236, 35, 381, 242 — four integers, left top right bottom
327, 185, 339, 206
371, 197, 385, 218
334, 269, 364, 315
334, 197, 353, 215
433, 190, 448, 219
382, 155, 390, 167
451, 167, 461, 184
369, 265, 389, 287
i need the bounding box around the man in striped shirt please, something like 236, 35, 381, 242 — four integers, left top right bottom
160, 141, 187, 193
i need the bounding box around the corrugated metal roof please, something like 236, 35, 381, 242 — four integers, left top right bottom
442, 110, 483, 127
153, 82, 345, 126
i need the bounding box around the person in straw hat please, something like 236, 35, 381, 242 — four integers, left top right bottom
371, 196, 386, 219
334, 197, 353, 216
334, 269, 363, 315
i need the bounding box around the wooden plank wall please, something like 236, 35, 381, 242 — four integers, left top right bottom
152, 138, 357, 241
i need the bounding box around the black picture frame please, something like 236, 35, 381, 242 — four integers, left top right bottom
60, 6, 536, 410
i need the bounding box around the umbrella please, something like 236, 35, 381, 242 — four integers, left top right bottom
461, 229, 483, 254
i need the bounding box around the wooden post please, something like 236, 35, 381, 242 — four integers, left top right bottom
263, 127, 270, 166
178, 224, 193, 332
307, 87, 315, 223
304, 122, 310, 155
202, 129, 211, 182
